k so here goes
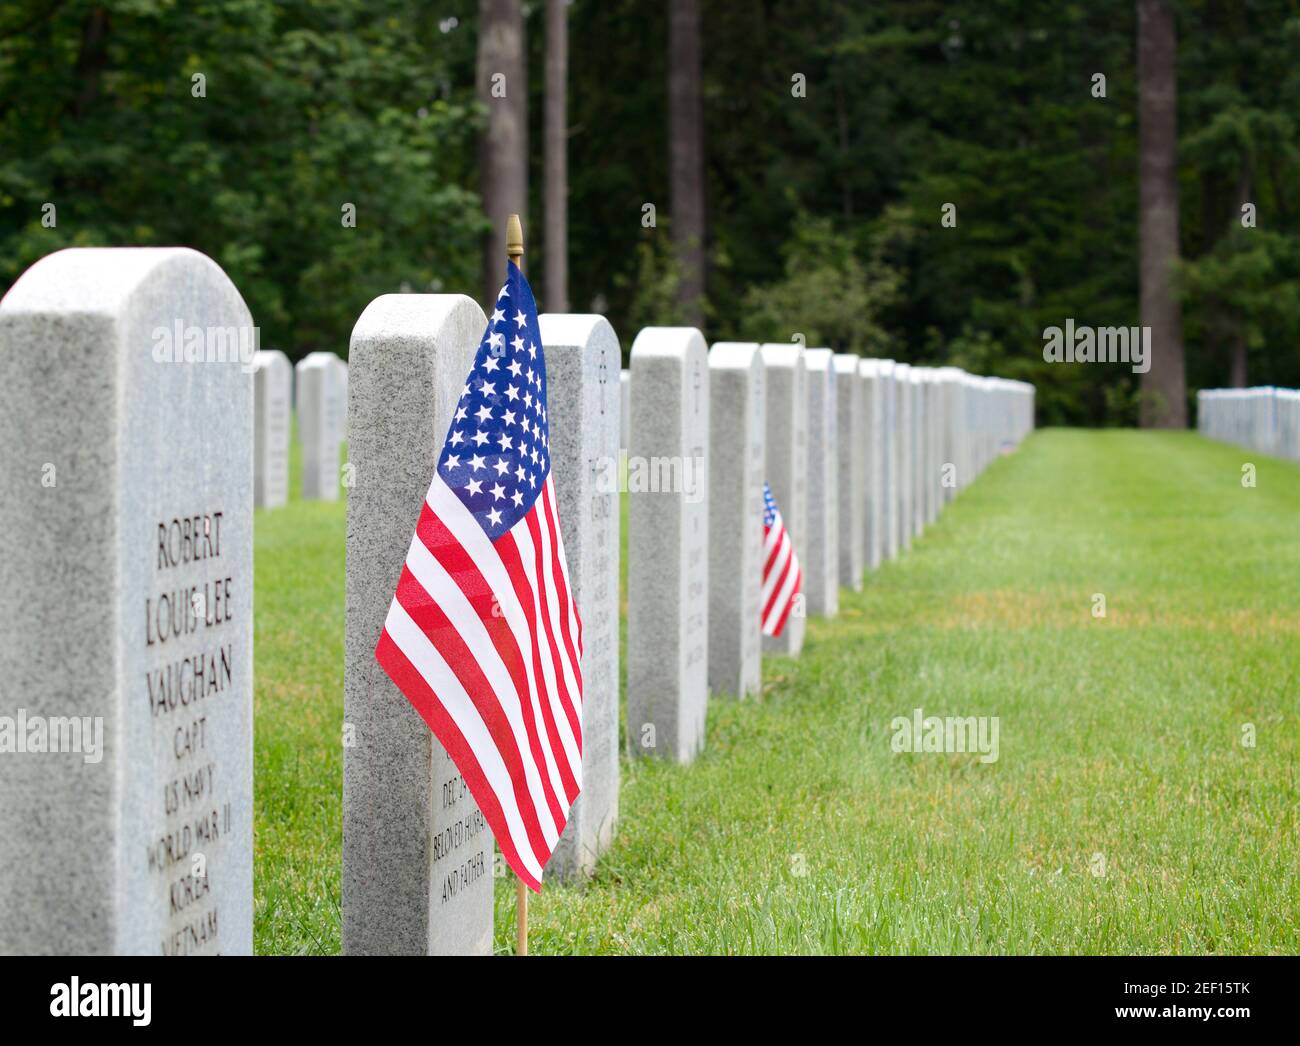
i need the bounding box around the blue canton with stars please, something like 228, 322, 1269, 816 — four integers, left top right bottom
438, 260, 550, 541
762, 482, 779, 527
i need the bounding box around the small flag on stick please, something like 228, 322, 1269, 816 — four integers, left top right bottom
761, 482, 801, 637
374, 222, 583, 895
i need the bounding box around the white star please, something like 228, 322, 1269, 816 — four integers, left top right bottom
490, 483, 506, 501
510, 490, 523, 507
479, 379, 496, 396
498, 433, 514, 451
512, 335, 525, 354
488, 332, 504, 352
528, 342, 537, 359
505, 384, 520, 402
454, 405, 467, 422
486, 507, 503, 526
444, 454, 461, 470
493, 458, 510, 476
482, 356, 500, 373
523, 391, 533, 409
469, 454, 487, 472
466, 478, 483, 496
491, 308, 505, 324
508, 360, 522, 377
503, 409, 516, 426
514, 309, 527, 328
449, 430, 465, 446
475, 404, 493, 423
496, 285, 509, 301
472, 430, 489, 446
515, 465, 527, 482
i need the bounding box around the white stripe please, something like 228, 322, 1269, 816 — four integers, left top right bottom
426, 478, 566, 817
763, 559, 799, 635
544, 478, 584, 659
401, 533, 561, 845
503, 514, 574, 807
761, 530, 791, 606
512, 513, 583, 783
384, 599, 547, 884
532, 481, 583, 740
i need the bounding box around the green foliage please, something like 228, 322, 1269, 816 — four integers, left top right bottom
735, 210, 906, 354
618, 225, 688, 337
4, 0, 1300, 413
0, 0, 487, 359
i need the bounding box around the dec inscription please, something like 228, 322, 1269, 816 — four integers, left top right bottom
143, 509, 240, 955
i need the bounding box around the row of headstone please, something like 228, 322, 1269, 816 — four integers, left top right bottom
250, 349, 350, 508
0, 246, 1035, 957
624, 341, 1035, 774
1198, 386, 1300, 462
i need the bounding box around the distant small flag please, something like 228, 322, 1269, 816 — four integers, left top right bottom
761, 482, 801, 637
374, 260, 582, 892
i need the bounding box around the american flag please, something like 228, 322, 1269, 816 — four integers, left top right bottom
761, 482, 801, 637
374, 260, 583, 892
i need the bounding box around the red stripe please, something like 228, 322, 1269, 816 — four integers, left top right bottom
392, 566, 553, 870
521, 508, 581, 802
496, 524, 581, 805
414, 504, 566, 835
762, 553, 793, 625
545, 481, 584, 656
375, 628, 542, 892
769, 567, 800, 637
538, 484, 583, 742
763, 524, 786, 577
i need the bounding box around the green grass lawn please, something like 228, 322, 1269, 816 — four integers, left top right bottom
253, 428, 1298, 955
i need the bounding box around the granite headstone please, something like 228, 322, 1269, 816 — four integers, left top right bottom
343, 293, 493, 955
626, 327, 709, 763
253, 349, 291, 509
706, 342, 765, 698
537, 313, 621, 880
758, 344, 807, 656
0, 247, 254, 955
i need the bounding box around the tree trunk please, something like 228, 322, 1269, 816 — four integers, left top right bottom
1228, 168, 1253, 387
72, 6, 110, 120
668, 0, 705, 327
544, 0, 568, 314
1137, 0, 1187, 427
477, 0, 528, 305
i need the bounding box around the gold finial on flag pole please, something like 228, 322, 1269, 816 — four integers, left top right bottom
507, 210, 530, 957
507, 213, 524, 270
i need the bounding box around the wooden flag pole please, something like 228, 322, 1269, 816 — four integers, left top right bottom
506, 211, 529, 957
516, 877, 529, 956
